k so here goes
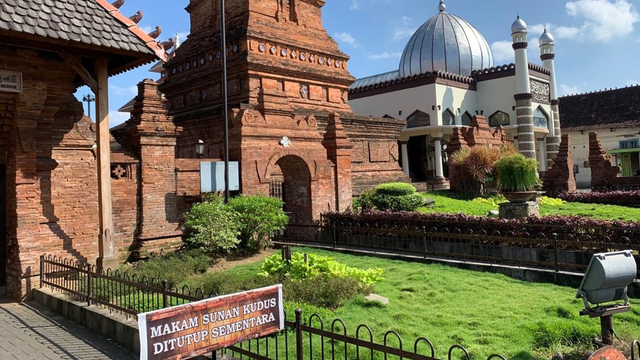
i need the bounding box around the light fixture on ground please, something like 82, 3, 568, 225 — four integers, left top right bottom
194, 139, 205, 159
576, 250, 637, 345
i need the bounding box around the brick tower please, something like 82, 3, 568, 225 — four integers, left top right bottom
161, 0, 407, 220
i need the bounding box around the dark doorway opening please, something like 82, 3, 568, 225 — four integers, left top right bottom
408, 136, 428, 181
275, 155, 312, 223
0, 164, 6, 288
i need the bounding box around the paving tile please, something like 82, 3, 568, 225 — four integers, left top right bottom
0, 299, 136, 360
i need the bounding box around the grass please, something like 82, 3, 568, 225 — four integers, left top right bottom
196, 247, 640, 360
418, 190, 640, 221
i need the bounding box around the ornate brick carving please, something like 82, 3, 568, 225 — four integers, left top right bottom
530, 79, 550, 103
542, 134, 576, 195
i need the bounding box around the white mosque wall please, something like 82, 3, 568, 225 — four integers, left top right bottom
349, 84, 438, 122
434, 83, 478, 125
476, 76, 517, 126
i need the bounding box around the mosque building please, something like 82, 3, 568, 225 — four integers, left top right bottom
348, 0, 562, 185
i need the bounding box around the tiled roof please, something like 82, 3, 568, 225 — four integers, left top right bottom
560, 85, 640, 131
0, 0, 167, 61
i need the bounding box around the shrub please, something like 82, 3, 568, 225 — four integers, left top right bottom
540, 196, 564, 206
182, 196, 241, 253
259, 252, 383, 288
128, 249, 213, 285
283, 274, 364, 309
354, 188, 375, 211
493, 153, 539, 192
369, 183, 424, 212
228, 195, 289, 252
559, 190, 640, 207
450, 144, 517, 197
374, 182, 417, 196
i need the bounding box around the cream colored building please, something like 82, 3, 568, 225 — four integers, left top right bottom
560, 86, 640, 188
348, 1, 561, 184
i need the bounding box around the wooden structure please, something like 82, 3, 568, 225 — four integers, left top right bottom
0, 0, 168, 299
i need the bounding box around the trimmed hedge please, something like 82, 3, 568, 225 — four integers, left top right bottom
374, 182, 417, 196
323, 210, 640, 243
559, 191, 640, 207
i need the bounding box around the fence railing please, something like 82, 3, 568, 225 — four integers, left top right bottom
274, 221, 640, 277
39, 254, 214, 317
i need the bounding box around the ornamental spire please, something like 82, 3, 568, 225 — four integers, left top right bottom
438, 0, 446, 12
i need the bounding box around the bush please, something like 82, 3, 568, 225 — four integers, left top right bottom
228, 195, 289, 252
559, 190, 640, 207
374, 182, 417, 196
354, 188, 375, 211
284, 275, 364, 309
367, 182, 424, 212
259, 252, 383, 288
450, 144, 517, 197
182, 196, 241, 253
129, 250, 213, 285
493, 153, 539, 192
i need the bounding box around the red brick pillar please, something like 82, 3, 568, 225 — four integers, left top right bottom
323, 113, 353, 212
7, 82, 47, 299
113, 79, 182, 256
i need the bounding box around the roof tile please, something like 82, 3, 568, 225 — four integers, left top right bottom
560, 86, 640, 131
0, 0, 166, 61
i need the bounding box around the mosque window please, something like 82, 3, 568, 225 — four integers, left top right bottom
461, 111, 473, 126
406, 110, 430, 128
489, 111, 510, 127
442, 109, 455, 126
533, 107, 549, 129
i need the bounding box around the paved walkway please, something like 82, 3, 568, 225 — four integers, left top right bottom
0, 298, 136, 360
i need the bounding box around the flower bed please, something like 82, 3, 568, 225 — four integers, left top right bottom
559, 191, 640, 207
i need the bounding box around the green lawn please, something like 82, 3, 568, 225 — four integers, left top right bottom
207, 247, 640, 360
418, 191, 640, 221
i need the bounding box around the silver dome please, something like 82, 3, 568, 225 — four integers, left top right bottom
539, 29, 554, 45
398, 4, 494, 77
511, 16, 527, 34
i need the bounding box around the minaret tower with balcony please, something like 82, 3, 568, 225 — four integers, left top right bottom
540, 29, 562, 169
511, 16, 536, 159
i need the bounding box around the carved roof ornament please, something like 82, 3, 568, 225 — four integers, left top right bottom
111, 0, 125, 9
129, 11, 143, 24
148, 26, 162, 39
161, 38, 176, 51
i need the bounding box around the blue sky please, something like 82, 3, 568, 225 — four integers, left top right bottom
88, 0, 640, 127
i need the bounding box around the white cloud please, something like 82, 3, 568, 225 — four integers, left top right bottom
334, 32, 359, 47
349, 0, 359, 10
109, 111, 131, 129
565, 0, 639, 42
559, 84, 582, 96
367, 52, 402, 60
110, 85, 137, 97
555, 26, 581, 39
490, 41, 514, 63
393, 16, 416, 40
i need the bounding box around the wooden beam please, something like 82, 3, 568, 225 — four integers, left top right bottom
60, 53, 98, 93
95, 57, 117, 271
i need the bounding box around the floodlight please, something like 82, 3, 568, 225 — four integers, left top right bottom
576, 250, 637, 345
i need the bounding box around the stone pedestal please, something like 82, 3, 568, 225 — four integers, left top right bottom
499, 201, 539, 219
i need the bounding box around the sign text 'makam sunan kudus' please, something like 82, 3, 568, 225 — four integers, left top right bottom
138, 285, 284, 360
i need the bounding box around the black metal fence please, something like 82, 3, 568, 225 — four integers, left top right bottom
39, 254, 509, 360
274, 220, 640, 277
39, 254, 215, 317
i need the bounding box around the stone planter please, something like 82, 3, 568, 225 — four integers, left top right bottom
501, 191, 537, 203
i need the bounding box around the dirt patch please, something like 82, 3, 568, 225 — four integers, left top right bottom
207, 248, 277, 273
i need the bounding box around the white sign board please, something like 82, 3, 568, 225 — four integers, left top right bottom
0, 70, 22, 93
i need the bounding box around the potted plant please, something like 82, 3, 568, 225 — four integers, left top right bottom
493, 154, 539, 203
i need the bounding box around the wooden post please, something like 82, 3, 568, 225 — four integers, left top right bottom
95, 58, 117, 272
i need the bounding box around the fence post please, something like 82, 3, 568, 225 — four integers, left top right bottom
332, 225, 337, 249
295, 308, 303, 360
553, 233, 559, 272
162, 279, 169, 308
87, 264, 92, 306
39, 255, 44, 289
423, 226, 427, 259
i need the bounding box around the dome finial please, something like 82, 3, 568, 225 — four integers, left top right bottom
438, 0, 446, 12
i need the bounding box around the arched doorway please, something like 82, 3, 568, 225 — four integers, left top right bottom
269, 155, 312, 223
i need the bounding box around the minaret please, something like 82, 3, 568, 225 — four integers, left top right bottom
540, 29, 561, 169
511, 16, 536, 160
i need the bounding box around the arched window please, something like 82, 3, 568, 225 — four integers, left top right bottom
489, 111, 510, 127
461, 111, 473, 126
406, 110, 430, 128
442, 109, 455, 125
533, 107, 549, 129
